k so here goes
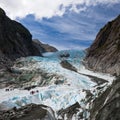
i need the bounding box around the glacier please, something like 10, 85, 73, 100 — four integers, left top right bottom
0, 50, 115, 119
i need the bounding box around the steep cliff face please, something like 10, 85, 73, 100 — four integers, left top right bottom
0, 8, 42, 69
32, 39, 58, 53
90, 77, 120, 120
0, 8, 42, 58
85, 15, 120, 76
84, 15, 120, 120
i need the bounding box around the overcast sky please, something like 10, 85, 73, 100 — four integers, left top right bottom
0, 0, 120, 50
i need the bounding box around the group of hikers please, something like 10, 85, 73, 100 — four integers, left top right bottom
5, 88, 14, 91
5, 88, 39, 95
5, 87, 39, 95
30, 90, 39, 95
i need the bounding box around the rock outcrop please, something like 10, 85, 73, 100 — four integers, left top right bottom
0, 104, 56, 120
60, 60, 77, 72
33, 39, 58, 53
0, 8, 42, 58
0, 8, 42, 69
90, 77, 120, 120
0, 8, 58, 70
85, 15, 120, 76
84, 15, 120, 120
57, 102, 81, 120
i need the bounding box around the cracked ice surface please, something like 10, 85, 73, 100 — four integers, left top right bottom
0, 50, 115, 112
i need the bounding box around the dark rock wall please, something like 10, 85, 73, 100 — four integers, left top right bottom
84, 15, 120, 120
0, 8, 57, 69
0, 8, 58, 70
0, 8, 41, 60
90, 77, 120, 120
85, 15, 120, 76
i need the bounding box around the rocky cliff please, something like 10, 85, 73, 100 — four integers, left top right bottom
32, 39, 58, 53
85, 15, 120, 76
90, 77, 120, 120
84, 15, 120, 120
0, 8, 42, 69
0, 8, 57, 69
0, 8, 42, 58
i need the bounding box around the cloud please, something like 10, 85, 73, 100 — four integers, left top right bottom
41, 17, 96, 40
53, 43, 88, 50
1, 0, 119, 50
18, 2, 120, 50
0, 0, 120, 19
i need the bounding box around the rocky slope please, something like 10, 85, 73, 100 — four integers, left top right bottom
85, 15, 120, 76
33, 39, 58, 53
90, 77, 120, 120
0, 8, 42, 58
0, 8, 57, 70
0, 104, 56, 120
0, 8, 42, 69
85, 15, 120, 120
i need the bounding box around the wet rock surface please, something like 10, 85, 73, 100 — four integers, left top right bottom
0, 104, 56, 120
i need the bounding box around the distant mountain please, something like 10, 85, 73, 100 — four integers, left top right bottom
32, 39, 58, 53
85, 15, 120, 76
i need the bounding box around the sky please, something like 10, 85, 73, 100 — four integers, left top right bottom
0, 0, 120, 50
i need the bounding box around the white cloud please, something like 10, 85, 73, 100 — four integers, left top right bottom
0, 0, 120, 19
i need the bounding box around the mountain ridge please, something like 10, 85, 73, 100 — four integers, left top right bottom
32, 39, 58, 53
85, 15, 120, 76
85, 15, 120, 120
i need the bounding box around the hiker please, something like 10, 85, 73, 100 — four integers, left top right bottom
36, 90, 39, 93
5, 88, 9, 91
30, 91, 35, 95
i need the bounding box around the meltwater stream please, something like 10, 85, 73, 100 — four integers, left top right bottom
0, 50, 115, 119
